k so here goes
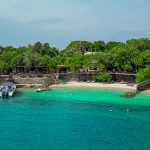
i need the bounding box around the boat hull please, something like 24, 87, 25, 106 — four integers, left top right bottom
0, 82, 16, 98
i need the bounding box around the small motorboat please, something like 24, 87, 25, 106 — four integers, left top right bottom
36, 88, 51, 92
0, 82, 16, 98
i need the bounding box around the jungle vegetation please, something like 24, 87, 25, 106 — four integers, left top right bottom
0, 38, 150, 82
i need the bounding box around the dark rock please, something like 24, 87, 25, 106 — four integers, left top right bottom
137, 81, 150, 91
122, 90, 139, 98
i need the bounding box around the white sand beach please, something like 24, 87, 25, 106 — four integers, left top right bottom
51, 82, 137, 90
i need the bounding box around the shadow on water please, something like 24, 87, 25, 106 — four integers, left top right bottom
0, 90, 24, 103
13, 90, 24, 97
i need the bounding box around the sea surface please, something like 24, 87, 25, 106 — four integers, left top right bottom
0, 88, 150, 150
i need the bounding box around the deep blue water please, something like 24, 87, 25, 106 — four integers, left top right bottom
0, 88, 150, 150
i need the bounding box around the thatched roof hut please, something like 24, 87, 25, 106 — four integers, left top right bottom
56, 65, 68, 73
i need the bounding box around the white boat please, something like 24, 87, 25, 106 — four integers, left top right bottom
0, 82, 16, 98
36, 88, 51, 92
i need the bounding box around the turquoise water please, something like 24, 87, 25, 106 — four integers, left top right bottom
0, 88, 150, 150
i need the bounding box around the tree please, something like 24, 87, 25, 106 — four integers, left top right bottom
0, 47, 19, 72
0, 46, 3, 54
127, 38, 150, 51
82, 52, 108, 71
42, 43, 50, 55
105, 41, 124, 51
32, 42, 43, 53
65, 54, 84, 72
32, 42, 59, 57
0, 38, 149, 75
48, 47, 59, 57
31, 52, 43, 71
22, 51, 32, 72
94, 73, 112, 82
134, 50, 150, 69
108, 45, 140, 72
136, 66, 150, 83
43, 55, 57, 71
62, 41, 92, 56
92, 41, 105, 52
0, 61, 9, 74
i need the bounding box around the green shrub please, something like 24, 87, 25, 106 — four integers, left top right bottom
136, 66, 150, 83
94, 73, 112, 82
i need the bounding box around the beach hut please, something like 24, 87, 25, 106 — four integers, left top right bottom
56, 65, 68, 73
88, 60, 99, 73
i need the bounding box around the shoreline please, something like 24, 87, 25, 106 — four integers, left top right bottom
15, 82, 150, 92
51, 82, 137, 90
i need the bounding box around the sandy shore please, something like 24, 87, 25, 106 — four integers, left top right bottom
51, 82, 137, 90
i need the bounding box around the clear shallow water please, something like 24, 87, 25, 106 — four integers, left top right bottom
0, 88, 150, 150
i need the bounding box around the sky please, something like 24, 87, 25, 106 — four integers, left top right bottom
0, 0, 150, 49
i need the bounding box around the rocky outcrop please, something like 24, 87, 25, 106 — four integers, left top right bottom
122, 90, 139, 98
137, 81, 150, 91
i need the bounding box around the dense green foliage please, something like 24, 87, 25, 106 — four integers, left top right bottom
136, 66, 150, 83
94, 73, 112, 82
0, 43, 59, 73
126, 38, 150, 51
0, 39, 150, 81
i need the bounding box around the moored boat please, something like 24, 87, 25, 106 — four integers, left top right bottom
36, 88, 51, 92
0, 82, 16, 98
